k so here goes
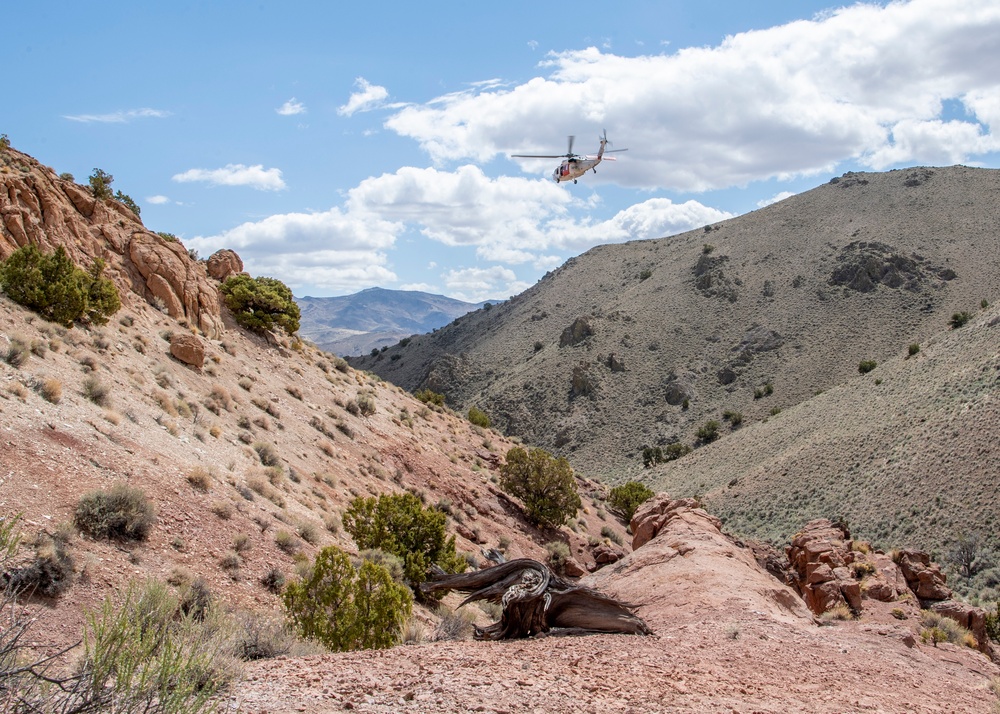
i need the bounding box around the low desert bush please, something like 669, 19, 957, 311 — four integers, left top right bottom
74, 484, 155, 541
186, 467, 212, 492
467, 406, 490, 428
4, 337, 30, 367
82, 375, 111, 406
38, 378, 62, 404
414, 389, 445, 406
696, 420, 721, 443
950, 311, 972, 329
282, 545, 412, 652
920, 610, 977, 648
858, 359, 877, 374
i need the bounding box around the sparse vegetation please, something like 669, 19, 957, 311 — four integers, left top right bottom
908, 343, 920, 357
220, 274, 301, 335
499, 446, 582, 528
282, 545, 412, 652
74, 484, 155, 541
607, 481, 655, 522
38, 377, 63, 403
0, 244, 120, 326
950, 311, 973, 329
342, 492, 467, 587
858, 359, 877, 374
468, 406, 490, 428
642, 442, 692, 467
696, 420, 721, 443
414, 389, 445, 406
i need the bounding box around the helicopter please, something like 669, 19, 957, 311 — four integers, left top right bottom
511, 130, 627, 184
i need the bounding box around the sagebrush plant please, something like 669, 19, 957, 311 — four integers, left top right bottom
83, 375, 111, 406
696, 420, 721, 443
467, 406, 490, 428
342, 492, 467, 588
858, 359, 877, 374
499, 446, 582, 528
607, 481, 655, 522
4, 337, 30, 367
414, 388, 445, 406
220, 274, 301, 335
74, 484, 155, 541
282, 545, 412, 652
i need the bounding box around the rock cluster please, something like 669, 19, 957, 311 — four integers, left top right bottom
786, 519, 995, 659
630, 493, 720, 550
0, 147, 236, 338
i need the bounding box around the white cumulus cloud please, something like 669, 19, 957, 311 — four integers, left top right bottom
384, 0, 1000, 190
276, 98, 306, 116
145, 195, 171, 205
443, 266, 528, 303
338, 77, 389, 116
172, 164, 287, 191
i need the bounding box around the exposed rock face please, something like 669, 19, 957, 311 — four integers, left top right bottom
559, 317, 593, 347
129, 235, 225, 338
170, 332, 206, 368
629, 493, 719, 551
206, 249, 243, 281
0, 146, 228, 338
786, 519, 995, 659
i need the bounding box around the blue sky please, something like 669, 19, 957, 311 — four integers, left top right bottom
7, 0, 999, 301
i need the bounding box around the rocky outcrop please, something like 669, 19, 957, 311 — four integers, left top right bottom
0, 145, 228, 338
206, 249, 243, 281
786, 519, 995, 659
129, 235, 224, 338
630, 493, 720, 551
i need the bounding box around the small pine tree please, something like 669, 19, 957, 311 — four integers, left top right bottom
282, 546, 412, 652
342, 492, 466, 587
608, 481, 655, 522
89, 168, 114, 200
499, 447, 582, 528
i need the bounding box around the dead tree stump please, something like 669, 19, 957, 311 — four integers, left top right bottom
421, 558, 651, 640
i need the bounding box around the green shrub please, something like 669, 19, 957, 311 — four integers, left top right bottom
83, 375, 111, 406
858, 359, 877, 374
600, 525, 624, 545
282, 545, 412, 652
0, 245, 120, 326
908, 343, 920, 357
414, 389, 445, 406
696, 420, 721, 443
220, 274, 301, 335
74, 484, 155, 541
642, 442, 691, 467
950, 311, 972, 329
468, 406, 490, 428
342, 492, 466, 587
607, 481, 655, 522
499, 447, 582, 528
722, 409, 743, 427
0, 133, 9, 150
3, 532, 75, 597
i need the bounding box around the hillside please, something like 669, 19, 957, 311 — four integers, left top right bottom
297, 288, 487, 357
350, 165, 1000, 554
3, 144, 1000, 712
650, 301, 1000, 561
0, 144, 623, 653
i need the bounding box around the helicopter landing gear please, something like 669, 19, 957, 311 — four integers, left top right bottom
573, 179, 577, 184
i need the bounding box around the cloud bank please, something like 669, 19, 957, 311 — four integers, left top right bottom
172, 164, 287, 191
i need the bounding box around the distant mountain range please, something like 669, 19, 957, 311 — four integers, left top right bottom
296, 287, 490, 356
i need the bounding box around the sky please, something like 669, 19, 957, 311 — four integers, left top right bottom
7, 0, 1000, 302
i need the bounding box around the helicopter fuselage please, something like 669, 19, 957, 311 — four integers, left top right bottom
553, 156, 602, 183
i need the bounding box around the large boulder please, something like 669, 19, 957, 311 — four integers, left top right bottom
895, 550, 951, 602
206, 249, 244, 281
170, 332, 205, 368
630, 493, 717, 550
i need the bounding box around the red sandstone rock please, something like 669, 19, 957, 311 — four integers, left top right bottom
170, 332, 206, 368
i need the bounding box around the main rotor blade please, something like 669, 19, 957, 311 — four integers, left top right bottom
604, 148, 628, 153
511, 154, 565, 159
567, 135, 575, 156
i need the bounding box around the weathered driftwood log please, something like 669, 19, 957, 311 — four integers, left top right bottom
421, 558, 651, 640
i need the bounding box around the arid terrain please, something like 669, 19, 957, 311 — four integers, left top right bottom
2, 143, 999, 712
351, 166, 1000, 558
